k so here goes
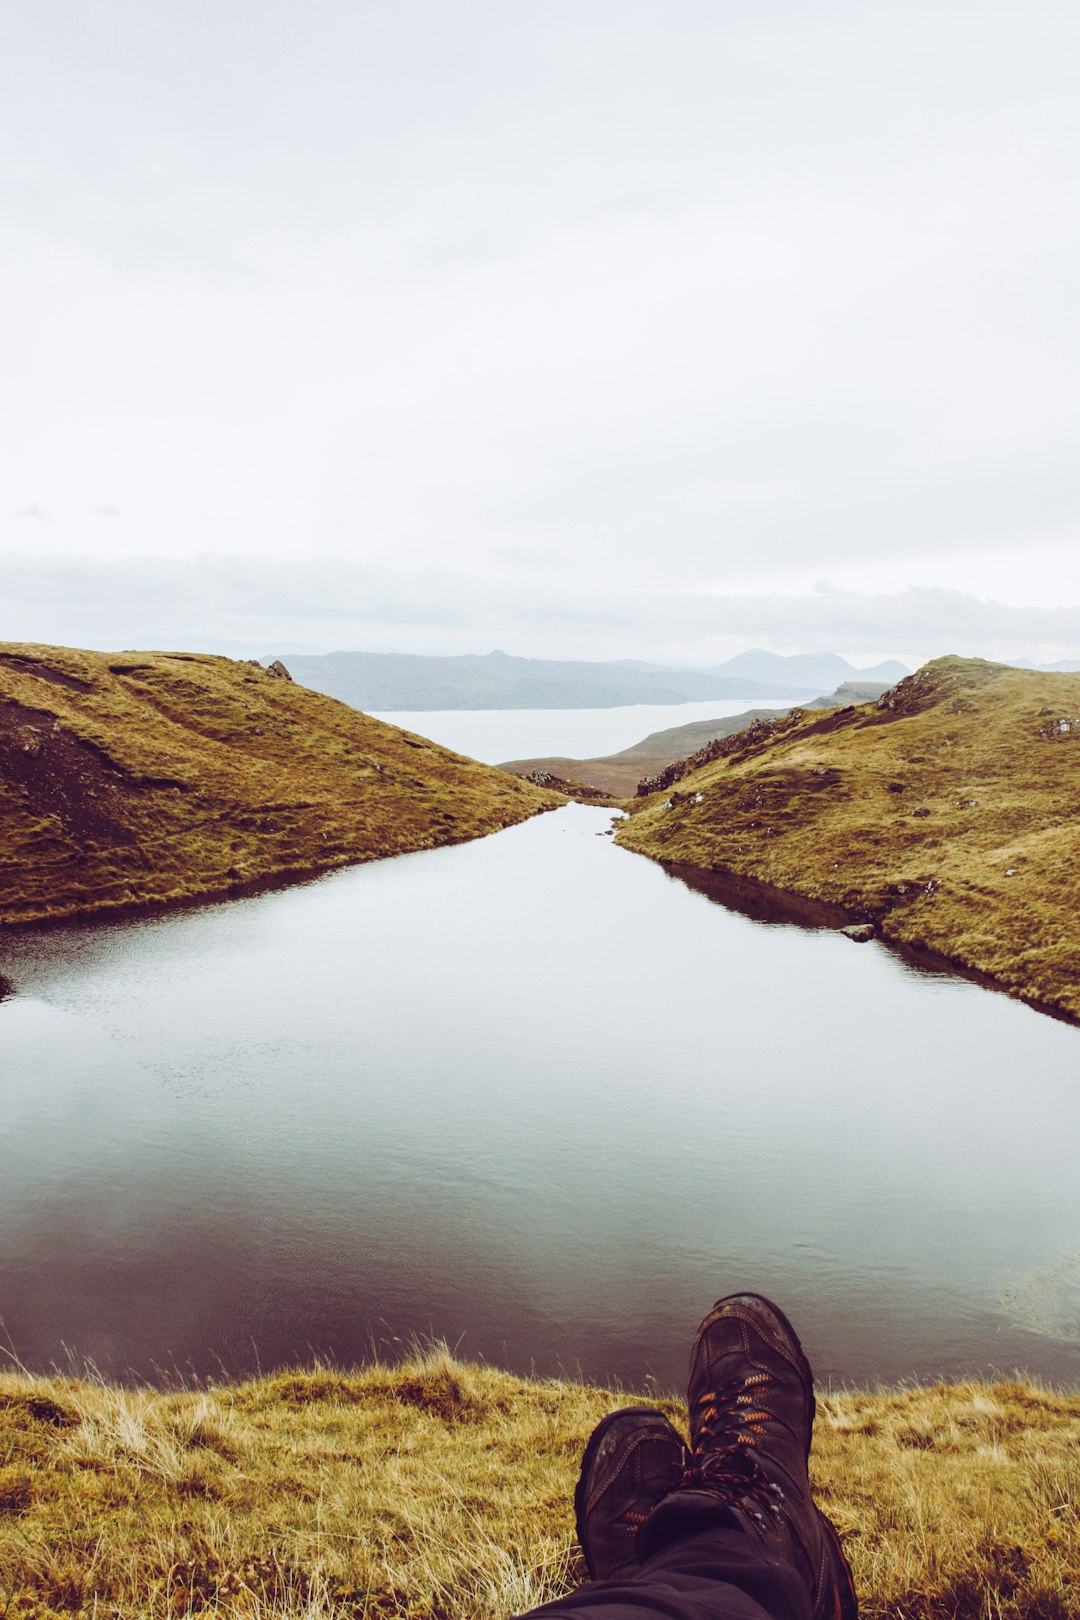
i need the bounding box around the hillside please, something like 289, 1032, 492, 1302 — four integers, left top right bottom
501, 683, 890, 797
277, 649, 814, 710
616, 657, 1080, 1020
0, 1351, 1076, 1620
0, 644, 561, 928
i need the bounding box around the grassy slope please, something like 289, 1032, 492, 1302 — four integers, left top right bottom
500, 710, 787, 798
500, 686, 889, 798
0, 644, 561, 927
1, 1352, 1077, 1619
616, 657, 1080, 1020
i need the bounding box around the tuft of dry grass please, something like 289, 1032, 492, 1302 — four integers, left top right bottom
617, 656, 1080, 1020
1, 1350, 1078, 1618
0, 643, 562, 928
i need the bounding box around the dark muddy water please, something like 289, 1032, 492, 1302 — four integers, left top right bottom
1, 803, 1078, 1391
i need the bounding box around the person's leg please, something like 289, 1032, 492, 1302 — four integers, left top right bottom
513, 1294, 857, 1620
520, 1523, 810, 1620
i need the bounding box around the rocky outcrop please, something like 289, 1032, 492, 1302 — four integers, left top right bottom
1036, 714, 1080, 739
636, 713, 804, 797
513, 768, 614, 803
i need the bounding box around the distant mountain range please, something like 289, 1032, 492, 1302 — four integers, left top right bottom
273, 649, 820, 710
1005, 658, 1080, 673
269, 648, 916, 711
703, 650, 910, 687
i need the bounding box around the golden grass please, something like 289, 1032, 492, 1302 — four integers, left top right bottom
499, 710, 789, 798
0, 1351, 1077, 1619
0, 644, 563, 927
501, 755, 649, 799
617, 656, 1080, 1020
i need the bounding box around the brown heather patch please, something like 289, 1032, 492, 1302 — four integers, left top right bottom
0, 643, 562, 927
0, 1354, 1077, 1618
617, 656, 1080, 1020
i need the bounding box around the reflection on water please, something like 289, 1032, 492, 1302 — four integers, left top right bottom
663, 861, 855, 932
663, 862, 1028, 1000
999, 1255, 1080, 1344
1, 803, 1078, 1390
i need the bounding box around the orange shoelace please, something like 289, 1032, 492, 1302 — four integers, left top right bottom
680, 1373, 785, 1523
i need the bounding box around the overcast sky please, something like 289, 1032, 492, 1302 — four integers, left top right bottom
3, 1, 1079, 667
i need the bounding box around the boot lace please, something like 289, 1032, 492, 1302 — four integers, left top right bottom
680, 1372, 785, 1525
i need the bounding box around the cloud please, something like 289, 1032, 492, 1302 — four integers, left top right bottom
2, 552, 1080, 665
89, 504, 122, 519
1, 2, 1077, 603
15, 505, 52, 521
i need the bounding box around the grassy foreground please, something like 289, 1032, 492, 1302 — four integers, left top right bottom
1, 1350, 1078, 1619
617, 657, 1080, 1020
0, 644, 561, 927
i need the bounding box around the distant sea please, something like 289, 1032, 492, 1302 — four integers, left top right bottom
369, 698, 806, 766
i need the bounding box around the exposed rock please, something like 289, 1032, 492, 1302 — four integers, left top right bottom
513, 767, 608, 802
0, 973, 13, 1001
636, 712, 791, 796
840, 923, 875, 943
912, 806, 931, 817
868, 661, 992, 723
267, 660, 294, 681
1037, 715, 1080, 738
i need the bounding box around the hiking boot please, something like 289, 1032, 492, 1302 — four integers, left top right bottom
574, 1406, 686, 1581
657, 1293, 858, 1619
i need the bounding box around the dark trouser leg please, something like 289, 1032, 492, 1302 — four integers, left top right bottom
514, 1527, 813, 1620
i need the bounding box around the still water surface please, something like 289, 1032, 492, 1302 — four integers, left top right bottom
369, 699, 803, 765
2, 804, 1079, 1390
